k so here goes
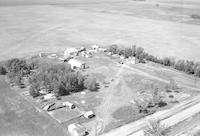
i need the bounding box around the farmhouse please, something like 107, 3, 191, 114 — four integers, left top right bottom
64, 48, 79, 58
68, 59, 86, 69
80, 51, 92, 58
126, 57, 136, 64
68, 123, 88, 136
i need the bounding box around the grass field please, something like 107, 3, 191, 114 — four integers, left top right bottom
0, 0, 200, 61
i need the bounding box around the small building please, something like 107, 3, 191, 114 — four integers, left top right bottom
39, 89, 48, 95
91, 45, 99, 50
68, 123, 88, 136
58, 57, 65, 61
43, 103, 55, 111
120, 56, 125, 59
99, 48, 107, 52
21, 91, 30, 96
47, 54, 57, 58
68, 59, 86, 69
43, 93, 56, 100
108, 52, 112, 55
80, 51, 92, 58
64, 48, 79, 58
126, 57, 136, 64
83, 111, 95, 119
63, 101, 76, 109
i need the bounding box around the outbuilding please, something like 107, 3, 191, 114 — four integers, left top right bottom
68, 123, 88, 136
63, 101, 76, 109
43, 93, 56, 100
68, 59, 86, 69
83, 111, 95, 119
64, 48, 79, 58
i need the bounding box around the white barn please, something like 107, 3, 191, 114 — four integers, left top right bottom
64, 48, 79, 58
68, 59, 86, 69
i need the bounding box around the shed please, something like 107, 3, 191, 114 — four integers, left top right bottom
68, 123, 88, 136
43, 93, 56, 100
68, 59, 86, 69
63, 101, 76, 109
83, 111, 95, 119
43, 103, 55, 111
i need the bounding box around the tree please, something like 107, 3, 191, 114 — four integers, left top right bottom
84, 77, 97, 91
168, 79, 179, 90
151, 88, 166, 107
144, 119, 169, 136
163, 57, 175, 66
194, 64, 200, 77
135, 98, 149, 114
184, 60, 194, 74
174, 60, 185, 71
28, 61, 39, 70
132, 45, 136, 56
5, 58, 29, 74
108, 44, 119, 54
0, 65, 7, 75
28, 63, 85, 96
136, 47, 144, 59
29, 85, 40, 97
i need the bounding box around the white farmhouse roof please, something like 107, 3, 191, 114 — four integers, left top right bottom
68, 59, 85, 69
43, 93, 55, 100
64, 48, 79, 57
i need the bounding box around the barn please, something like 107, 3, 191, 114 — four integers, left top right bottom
64, 48, 79, 58
68, 59, 86, 69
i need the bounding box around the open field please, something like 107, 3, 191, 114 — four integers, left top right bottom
1, 0, 200, 135
0, 0, 200, 61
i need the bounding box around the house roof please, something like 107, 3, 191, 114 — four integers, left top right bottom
64, 48, 79, 55
68, 59, 85, 66
84, 111, 94, 116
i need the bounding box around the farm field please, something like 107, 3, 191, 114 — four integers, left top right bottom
0, 0, 200, 61
1, 0, 200, 136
